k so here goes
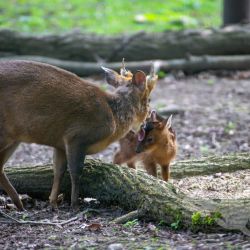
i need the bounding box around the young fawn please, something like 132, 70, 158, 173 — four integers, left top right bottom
0, 60, 157, 210
113, 111, 177, 181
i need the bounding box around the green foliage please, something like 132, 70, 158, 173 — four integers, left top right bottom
170, 218, 181, 230
191, 211, 222, 231
224, 121, 236, 134
158, 211, 184, 230
0, 0, 221, 34
123, 219, 139, 228
200, 145, 211, 156
191, 211, 202, 225
170, 211, 183, 230
158, 70, 167, 79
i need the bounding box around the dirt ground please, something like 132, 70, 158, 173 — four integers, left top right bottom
1, 71, 250, 249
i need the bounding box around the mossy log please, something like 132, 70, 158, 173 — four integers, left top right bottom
1, 25, 250, 62
3, 153, 250, 234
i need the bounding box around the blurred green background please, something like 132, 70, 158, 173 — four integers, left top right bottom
0, 0, 221, 34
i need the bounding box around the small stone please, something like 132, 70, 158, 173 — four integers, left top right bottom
107, 243, 124, 250
214, 173, 222, 178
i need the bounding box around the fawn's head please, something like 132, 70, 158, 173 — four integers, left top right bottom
136, 111, 176, 153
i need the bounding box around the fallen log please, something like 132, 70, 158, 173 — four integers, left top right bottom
2, 54, 250, 76
3, 153, 250, 234
171, 153, 250, 179
1, 25, 250, 62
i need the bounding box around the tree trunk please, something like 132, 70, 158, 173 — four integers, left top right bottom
223, 0, 250, 26
3, 153, 250, 234
1, 25, 250, 62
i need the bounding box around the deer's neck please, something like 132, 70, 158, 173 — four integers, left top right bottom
108, 87, 142, 139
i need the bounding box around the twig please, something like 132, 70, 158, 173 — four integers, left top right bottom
0, 210, 78, 227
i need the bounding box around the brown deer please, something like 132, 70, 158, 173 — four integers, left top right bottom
0, 60, 157, 210
113, 111, 177, 181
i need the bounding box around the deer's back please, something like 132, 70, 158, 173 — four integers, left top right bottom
0, 60, 114, 147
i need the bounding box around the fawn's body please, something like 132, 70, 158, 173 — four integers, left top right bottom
0, 60, 156, 209
113, 112, 177, 181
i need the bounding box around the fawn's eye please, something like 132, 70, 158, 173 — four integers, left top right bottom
147, 137, 153, 143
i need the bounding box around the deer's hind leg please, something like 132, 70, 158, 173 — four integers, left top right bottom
0, 142, 22, 210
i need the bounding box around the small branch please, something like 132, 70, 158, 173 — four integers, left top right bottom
111, 210, 139, 224
0, 209, 78, 227
0, 210, 20, 223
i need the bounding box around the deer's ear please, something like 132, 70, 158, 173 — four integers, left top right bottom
101, 67, 120, 87
132, 70, 146, 91
146, 61, 159, 93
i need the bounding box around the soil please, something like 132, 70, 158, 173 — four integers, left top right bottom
1, 71, 250, 249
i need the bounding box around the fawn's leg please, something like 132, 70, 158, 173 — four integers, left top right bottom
0, 143, 23, 210
127, 162, 136, 169
113, 151, 122, 164
65, 142, 85, 209
161, 164, 170, 181
49, 148, 67, 208
144, 161, 157, 177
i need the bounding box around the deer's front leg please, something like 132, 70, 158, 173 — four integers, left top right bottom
65, 142, 85, 210
49, 148, 67, 209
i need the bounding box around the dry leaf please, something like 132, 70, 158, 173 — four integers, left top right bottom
88, 223, 102, 231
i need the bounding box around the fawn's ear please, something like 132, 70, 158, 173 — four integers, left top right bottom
149, 110, 165, 122
155, 115, 173, 130
150, 110, 157, 122
166, 114, 173, 129
132, 70, 146, 91
101, 67, 121, 87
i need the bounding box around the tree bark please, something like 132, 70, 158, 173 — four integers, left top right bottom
2, 54, 250, 77
1, 25, 250, 62
3, 153, 250, 234
223, 0, 250, 26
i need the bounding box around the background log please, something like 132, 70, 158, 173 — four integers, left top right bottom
3, 153, 250, 234
2, 54, 250, 77
1, 25, 250, 62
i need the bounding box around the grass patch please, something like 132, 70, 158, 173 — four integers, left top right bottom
0, 0, 221, 34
